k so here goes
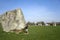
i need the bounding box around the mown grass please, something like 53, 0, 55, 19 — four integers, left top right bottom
0, 25, 60, 40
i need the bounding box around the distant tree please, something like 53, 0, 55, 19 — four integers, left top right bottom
27, 22, 35, 25
36, 21, 45, 26
41, 21, 45, 26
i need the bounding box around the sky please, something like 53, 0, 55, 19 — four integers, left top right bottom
0, 0, 60, 22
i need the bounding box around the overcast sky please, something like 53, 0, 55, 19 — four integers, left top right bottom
0, 0, 60, 22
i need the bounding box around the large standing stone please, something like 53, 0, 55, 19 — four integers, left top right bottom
0, 8, 26, 32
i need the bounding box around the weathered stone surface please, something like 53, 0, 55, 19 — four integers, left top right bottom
0, 8, 26, 32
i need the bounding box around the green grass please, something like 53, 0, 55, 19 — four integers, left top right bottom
0, 25, 60, 40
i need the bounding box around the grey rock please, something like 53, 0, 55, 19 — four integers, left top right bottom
0, 8, 26, 32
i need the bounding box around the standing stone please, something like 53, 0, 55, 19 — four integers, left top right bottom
0, 8, 26, 32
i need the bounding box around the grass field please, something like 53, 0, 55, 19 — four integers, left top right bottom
0, 25, 60, 40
